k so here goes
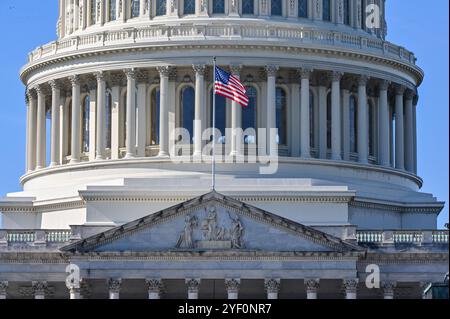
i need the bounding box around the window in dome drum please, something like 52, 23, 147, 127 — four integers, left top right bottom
242, 0, 254, 15
131, 0, 140, 18
344, 0, 351, 25
109, 0, 116, 20
271, 0, 282, 16
212, 0, 225, 14
156, 0, 166, 16
322, 0, 331, 21
183, 0, 195, 15
298, 0, 308, 18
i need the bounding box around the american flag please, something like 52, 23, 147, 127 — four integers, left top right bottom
214, 66, 249, 107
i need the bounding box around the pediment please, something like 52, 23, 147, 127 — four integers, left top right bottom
62, 192, 362, 254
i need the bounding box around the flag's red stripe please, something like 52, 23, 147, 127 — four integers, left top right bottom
215, 81, 246, 95
215, 87, 249, 103
215, 91, 249, 107
215, 88, 249, 106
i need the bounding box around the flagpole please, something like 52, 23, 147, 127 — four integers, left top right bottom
212, 57, 217, 191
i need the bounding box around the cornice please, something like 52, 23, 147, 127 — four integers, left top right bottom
0, 198, 85, 214
360, 252, 449, 264
350, 199, 445, 214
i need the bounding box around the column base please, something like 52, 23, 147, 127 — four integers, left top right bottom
331, 154, 342, 161
49, 162, 60, 167
157, 151, 170, 158
95, 155, 106, 161
69, 159, 80, 164
124, 154, 136, 159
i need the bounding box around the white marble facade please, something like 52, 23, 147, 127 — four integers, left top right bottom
0, 0, 447, 299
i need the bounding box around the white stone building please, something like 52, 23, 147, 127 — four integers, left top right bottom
0, 0, 447, 299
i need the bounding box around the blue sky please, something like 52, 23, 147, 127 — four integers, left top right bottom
0, 0, 448, 228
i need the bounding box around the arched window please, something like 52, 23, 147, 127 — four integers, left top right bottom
242, 86, 257, 144
90, 0, 96, 25
181, 87, 195, 143
271, 0, 282, 16
150, 88, 160, 145
242, 0, 254, 15
343, 0, 350, 25
210, 92, 227, 143
183, 0, 195, 14
349, 95, 358, 153
156, 0, 166, 16
82, 96, 90, 153
131, 0, 140, 18
326, 93, 332, 150
322, 0, 331, 21
106, 92, 112, 149
276, 87, 287, 145
109, 0, 117, 20
309, 90, 315, 148
298, 0, 308, 18
212, 0, 225, 14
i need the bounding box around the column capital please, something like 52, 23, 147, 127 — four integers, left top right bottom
224, 278, 241, 293
381, 281, 396, 298
405, 89, 416, 100
297, 67, 313, 79
330, 71, 344, 82
156, 65, 171, 77
264, 278, 280, 294
0, 281, 8, 294
192, 64, 206, 76
379, 79, 390, 91
124, 68, 137, 81
305, 278, 320, 292
94, 71, 106, 82
357, 75, 370, 86
265, 65, 279, 77
69, 74, 81, 86
49, 80, 61, 91
394, 84, 406, 95
230, 64, 243, 76
136, 70, 149, 84
32, 281, 48, 296
185, 278, 201, 292
107, 278, 122, 293
34, 84, 45, 95
146, 278, 164, 293
26, 88, 37, 100
342, 278, 359, 293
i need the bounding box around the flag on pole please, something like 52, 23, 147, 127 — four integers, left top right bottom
214, 66, 249, 107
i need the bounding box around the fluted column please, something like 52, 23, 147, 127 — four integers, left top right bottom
225, 279, 240, 299
357, 75, 369, 164
70, 75, 82, 163
264, 279, 280, 299
0, 281, 8, 299
95, 71, 106, 160
265, 65, 278, 155
26, 90, 37, 172
299, 68, 312, 158
395, 85, 405, 170
157, 66, 170, 157
342, 87, 350, 161
35, 85, 46, 169
305, 278, 320, 299
32, 281, 47, 299
331, 72, 343, 160
146, 279, 163, 299
318, 83, 327, 159
381, 281, 396, 299
230, 65, 243, 157
186, 278, 200, 299
193, 64, 206, 158
124, 69, 137, 158
136, 71, 148, 157
343, 278, 358, 299
378, 80, 390, 166
49, 80, 61, 167
413, 96, 418, 174
404, 90, 415, 172
107, 278, 122, 299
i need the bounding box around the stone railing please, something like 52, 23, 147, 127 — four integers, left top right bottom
25, 23, 416, 66
0, 229, 72, 247
356, 230, 449, 245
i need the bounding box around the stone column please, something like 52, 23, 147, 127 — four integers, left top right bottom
394, 85, 405, 170
331, 72, 343, 160
49, 80, 61, 167
0, 281, 8, 299
341, 87, 350, 161
343, 278, 358, 299
35, 85, 46, 169
68, 286, 81, 299
196, 0, 209, 16
110, 75, 121, 160
230, 64, 243, 157
186, 278, 200, 299
290, 82, 301, 157
264, 279, 280, 299
107, 278, 122, 299
146, 279, 163, 299
124, 69, 137, 159
381, 281, 396, 299
357, 75, 369, 164
193, 64, 206, 158
32, 281, 48, 299
139, 0, 148, 17
136, 71, 148, 158
70, 75, 82, 163
95, 71, 106, 160
157, 66, 170, 157
318, 83, 327, 159
88, 81, 97, 161
404, 90, 415, 172
413, 95, 418, 174
305, 278, 320, 299
299, 68, 312, 159
225, 278, 240, 300
26, 90, 37, 172
265, 65, 278, 156
378, 80, 390, 166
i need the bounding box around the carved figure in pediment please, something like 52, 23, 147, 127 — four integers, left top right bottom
229, 213, 244, 249
176, 214, 198, 248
